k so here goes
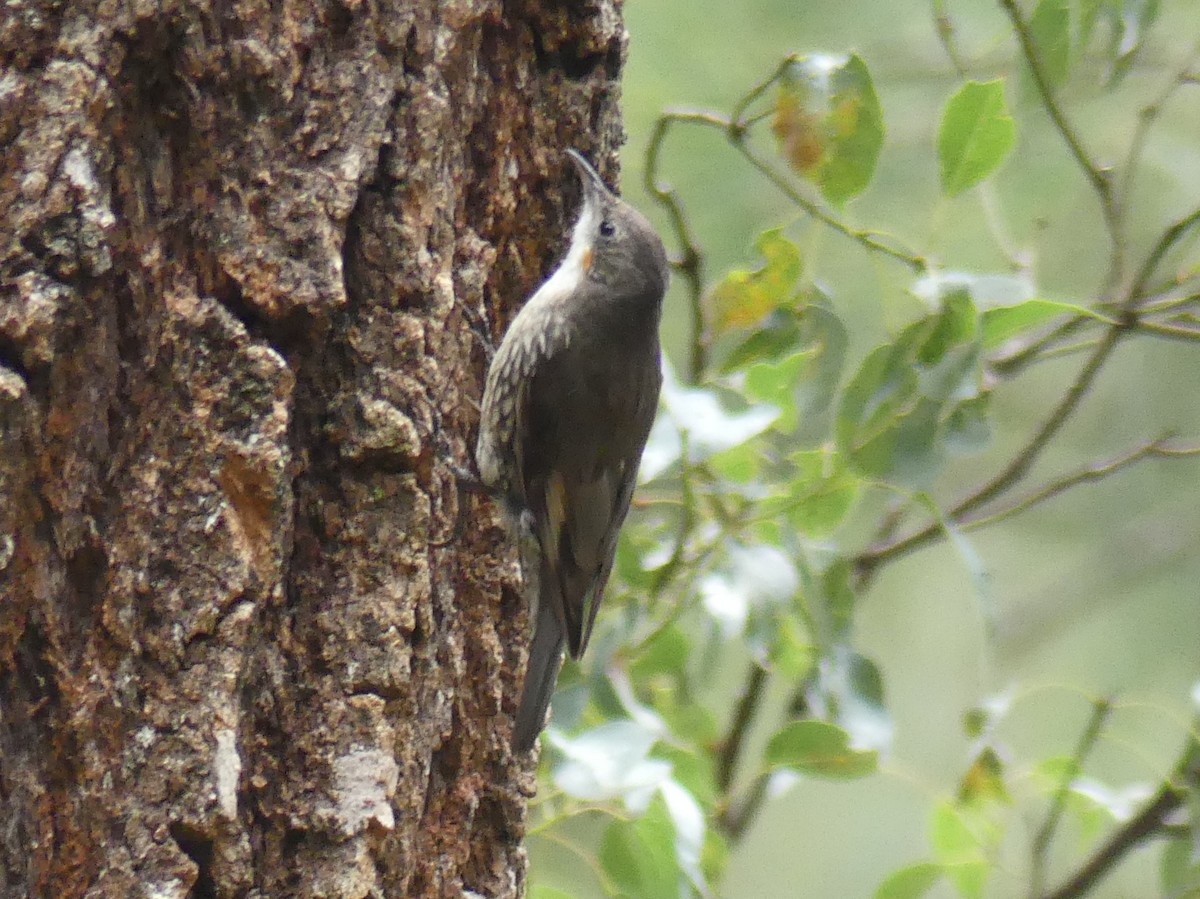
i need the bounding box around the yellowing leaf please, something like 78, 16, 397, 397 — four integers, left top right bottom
707, 228, 803, 336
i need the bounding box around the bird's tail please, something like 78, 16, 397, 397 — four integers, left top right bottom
512, 570, 565, 753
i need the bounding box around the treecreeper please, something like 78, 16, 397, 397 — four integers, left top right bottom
475, 149, 670, 752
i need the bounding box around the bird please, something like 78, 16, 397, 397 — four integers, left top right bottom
475, 148, 669, 752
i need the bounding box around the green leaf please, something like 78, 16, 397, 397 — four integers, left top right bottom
1028, 0, 1071, 88
863, 396, 944, 487
707, 439, 763, 483
837, 296, 985, 486
930, 801, 983, 865
630, 624, 690, 681
817, 648, 893, 755
765, 719, 879, 779
600, 795, 679, 899
794, 301, 850, 420
943, 860, 988, 899
917, 290, 978, 367
758, 449, 858, 535
938, 80, 1016, 196
745, 349, 817, 431
1161, 835, 1200, 896
708, 228, 803, 336
656, 745, 718, 806
875, 863, 943, 899
930, 803, 988, 898
722, 308, 806, 372
943, 393, 992, 455
702, 829, 731, 888
1103, 0, 1161, 85
822, 559, 856, 642
774, 54, 884, 204
768, 613, 816, 680
836, 321, 925, 465
980, 298, 1108, 349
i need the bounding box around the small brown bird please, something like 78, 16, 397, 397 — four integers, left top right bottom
476, 149, 669, 751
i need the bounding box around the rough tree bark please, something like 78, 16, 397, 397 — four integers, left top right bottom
0, 1, 628, 895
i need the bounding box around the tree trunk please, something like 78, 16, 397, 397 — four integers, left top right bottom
0, 1, 627, 895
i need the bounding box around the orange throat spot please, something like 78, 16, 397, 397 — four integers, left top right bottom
581, 246, 594, 273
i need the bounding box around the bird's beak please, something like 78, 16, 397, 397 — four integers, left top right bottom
566, 148, 611, 206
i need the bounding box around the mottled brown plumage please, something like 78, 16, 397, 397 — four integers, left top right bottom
476, 150, 668, 751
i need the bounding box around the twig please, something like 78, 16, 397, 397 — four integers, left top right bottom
1028, 697, 1112, 898
1131, 317, 1200, 343
1042, 786, 1179, 899
1043, 728, 1200, 899
719, 773, 769, 841
730, 54, 799, 130
645, 111, 720, 381
997, 0, 1122, 286
1117, 40, 1200, 213
716, 662, 768, 794
961, 438, 1200, 532
734, 142, 927, 273
989, 314, 1097, 376
1126, 206, 1200, 305
857, 324, 1124, 583
932, 0, 969, 77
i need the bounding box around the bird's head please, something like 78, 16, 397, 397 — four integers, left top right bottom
564, 148, 669, 301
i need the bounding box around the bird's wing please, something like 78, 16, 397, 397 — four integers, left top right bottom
524, 351, 661, 659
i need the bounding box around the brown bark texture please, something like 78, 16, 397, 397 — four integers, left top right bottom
0, 0, 628, 895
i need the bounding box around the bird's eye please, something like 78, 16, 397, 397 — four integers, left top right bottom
599, 220, 616, 238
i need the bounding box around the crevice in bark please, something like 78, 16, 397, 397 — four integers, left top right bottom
526, 18, 622, 82
169, 822, 217, 899
62, 538, 106, 641
0, 339, 31, 385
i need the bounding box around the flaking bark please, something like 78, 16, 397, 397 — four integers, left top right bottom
0, 1, 629, 895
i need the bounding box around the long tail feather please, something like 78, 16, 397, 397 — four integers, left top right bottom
513, 583, 565, 752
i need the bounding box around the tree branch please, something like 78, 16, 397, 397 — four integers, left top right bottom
961, 438, 1200, 532
645, 111, 721, 382
1126, 206, 1200, 304
1029, 698, 1112, 898
1130, 317, 1200, 343
1043, 728, 1200, 899
716, 662, 768, 794
1117, 40, 1200, 213
857, 324, 1124, 583
997, 0, 1121, 284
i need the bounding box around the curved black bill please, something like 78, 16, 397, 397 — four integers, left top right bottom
565, 148, 613, 201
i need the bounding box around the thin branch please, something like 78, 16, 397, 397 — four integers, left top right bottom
648, 432, 698, 597
961, 438, 1200, 532
857, 324, 1124, 583
1137, 289, 1200, 316
716, 662, 768, 794
1126, 206, 1200, 305
1028, 697, 1113, 898
989, 314, 1097, 376
997, 0, 1121, 285
932, 0, 969, 77
1117, 40, 1200, 213
729, 54, 799, 130
1131, 317, 1200, 343
734, 141, 927, 272
719, 772, 769, 841
645, 111, 722, 381
1043, 729, 1200, 899
1042, 786, 1179, 899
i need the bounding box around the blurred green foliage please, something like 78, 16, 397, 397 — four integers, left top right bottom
526, 1, 1200, 897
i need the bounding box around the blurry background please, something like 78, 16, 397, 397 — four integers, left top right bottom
531, 1, 1200, 895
